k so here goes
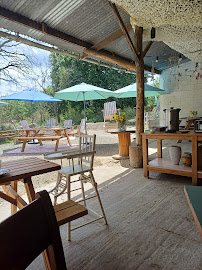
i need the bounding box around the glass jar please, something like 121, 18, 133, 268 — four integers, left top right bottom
118, 120, 126, 131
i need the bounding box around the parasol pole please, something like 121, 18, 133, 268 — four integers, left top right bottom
31, 101, 34, 127
82, 91, 87, 134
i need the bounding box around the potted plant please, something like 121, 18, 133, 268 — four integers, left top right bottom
111, 112, 127, 131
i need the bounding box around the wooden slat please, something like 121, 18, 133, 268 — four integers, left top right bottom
54, 200, 88, 226
15, 136, 61, 140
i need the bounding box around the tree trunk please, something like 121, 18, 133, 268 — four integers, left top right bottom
136, 59, 144, 146
134, 26, 144, 146
129, 145, 143, 168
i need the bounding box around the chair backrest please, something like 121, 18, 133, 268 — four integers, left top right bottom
79, 134, 96, 169
64, 119, 72, 128
20, 120, 30, 129
103, 101, 117, 119
0, 190, 66, 270
47, 118, 56, 128
51, 118, 56, 127
79, 118, 86, 134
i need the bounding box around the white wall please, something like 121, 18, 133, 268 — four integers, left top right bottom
159, 61, 202, 125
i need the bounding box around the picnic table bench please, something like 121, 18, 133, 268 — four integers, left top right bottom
0, 130, 16, 138
15, 136, 62, 152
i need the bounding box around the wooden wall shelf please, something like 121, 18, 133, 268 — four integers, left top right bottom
142, 132, 202, 185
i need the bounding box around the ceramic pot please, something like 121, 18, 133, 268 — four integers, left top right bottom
181, 152, 192, 166
169, 146, 181, 165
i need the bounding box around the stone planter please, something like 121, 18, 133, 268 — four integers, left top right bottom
169, 146, 181, 165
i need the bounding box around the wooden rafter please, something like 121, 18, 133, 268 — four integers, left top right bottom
92, 23, 132, 50
109, 2, 139, 61
83, 48, 161, 74
0, 6, 92, 48
83, 48, 136, 71
142, 41, 154, 59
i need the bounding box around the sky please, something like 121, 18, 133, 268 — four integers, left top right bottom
0, 40, 51, 97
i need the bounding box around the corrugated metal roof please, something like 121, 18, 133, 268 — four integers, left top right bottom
0, 0, 189, 72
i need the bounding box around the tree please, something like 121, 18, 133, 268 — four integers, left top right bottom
49, 53, 137, 123
0, 37, 33, 84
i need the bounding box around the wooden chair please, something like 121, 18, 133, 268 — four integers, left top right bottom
20, 120, 35, 137
64, 119, 73, 129
103, 101, 118, 131
64, 119, 75, 135
20, 119, 30, 129
0, 190, 67, 270
44, 134, 108, 241
76, 118, 87, 135
46, 118, 56, 128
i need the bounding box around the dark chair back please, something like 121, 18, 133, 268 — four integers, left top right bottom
0, 190, 67, 270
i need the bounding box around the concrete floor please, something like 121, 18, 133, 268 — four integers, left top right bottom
28, 143, 202, 269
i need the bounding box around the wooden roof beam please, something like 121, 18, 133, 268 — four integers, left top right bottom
142, 41, 153, 59
92, 23, 132, 50
0, 6, 92, 48
83, 48, 161, 74
109, 2, 139, 61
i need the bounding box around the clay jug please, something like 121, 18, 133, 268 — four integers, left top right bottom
181, 152, 192, 167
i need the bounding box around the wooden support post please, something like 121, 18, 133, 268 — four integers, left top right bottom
134, 26, 144, 147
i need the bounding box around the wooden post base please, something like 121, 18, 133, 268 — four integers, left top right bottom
129, 145, 143, 168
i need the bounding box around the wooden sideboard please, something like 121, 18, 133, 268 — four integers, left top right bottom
142, 131, 202, 185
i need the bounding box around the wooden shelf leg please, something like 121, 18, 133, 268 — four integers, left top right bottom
192, 137, 198, 186
142, 136, 149, 178
157, 139, 162, 158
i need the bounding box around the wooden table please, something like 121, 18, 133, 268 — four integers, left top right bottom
0, 157, 61, 214
179, 117, 202, 130
17, 127, 72, 146
109, 130, 136, 160
142, 131, 202, 185
184, 186, 202, 237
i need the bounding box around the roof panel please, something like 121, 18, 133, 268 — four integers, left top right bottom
0, 0, 190, 72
